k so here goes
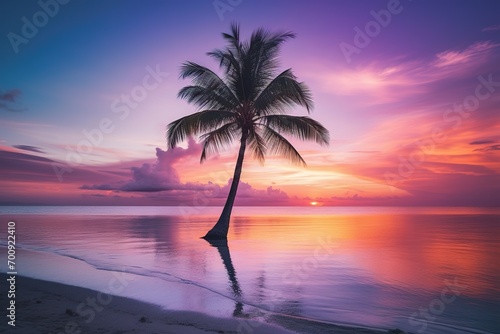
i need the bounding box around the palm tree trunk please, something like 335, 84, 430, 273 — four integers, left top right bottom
202, 133, 247, 240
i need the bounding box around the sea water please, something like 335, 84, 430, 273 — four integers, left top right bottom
0, 206, 499, 333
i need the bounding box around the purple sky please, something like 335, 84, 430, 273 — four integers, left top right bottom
1, 0, 499, 206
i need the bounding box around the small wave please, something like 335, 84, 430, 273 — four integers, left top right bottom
396, 316, 496, 334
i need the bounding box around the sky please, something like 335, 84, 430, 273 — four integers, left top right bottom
0, 0, 499, 206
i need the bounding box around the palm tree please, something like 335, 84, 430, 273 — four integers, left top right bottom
166, 24, 329, 240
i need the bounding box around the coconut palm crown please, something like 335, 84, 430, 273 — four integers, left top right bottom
167, 23, 329, 240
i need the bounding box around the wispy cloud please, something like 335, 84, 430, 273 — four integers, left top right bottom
482, 24, 500, 32
434, 41, 498, 68
313, 40, 499, 104
469, 139, 496, 145
312, 63, 421, 102
0, 89, 21, 102
0, 89, 24, 112
12, 145, 45, 153
0, 147, 128, 195
474, 144, 500, 152
334, 153, 500, 206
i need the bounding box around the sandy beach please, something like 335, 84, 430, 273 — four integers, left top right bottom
1, 274, 396, 334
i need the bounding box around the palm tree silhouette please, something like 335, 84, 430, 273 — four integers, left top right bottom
167, 24, 329, 240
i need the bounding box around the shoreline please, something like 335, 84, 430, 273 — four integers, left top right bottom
0, 274, 397, 334
1, 273, 298, 334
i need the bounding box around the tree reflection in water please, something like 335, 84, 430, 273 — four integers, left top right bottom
205, 239, 244, 317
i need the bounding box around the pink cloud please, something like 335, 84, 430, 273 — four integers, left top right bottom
0, 142, 291, 206
82, 137, 203, 192
474, 144, 500, 152
323, 98, 500, 207
217, 179, 288, 202
311, 63, 421, 103
79, 138, 290, 205
332, 156, 500, 206
434, 41, 498, 68
332, 134, 500, 205
312, 40, 499, 105
482, 24, 500, 32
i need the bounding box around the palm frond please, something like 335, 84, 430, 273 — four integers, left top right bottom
222, 22, 242, 55
166, 110, 236, 148
261, 125, 307, 166
178, 86, 236, 110
254, 69, 313, 115
199, 122, 239, 162
261, 115, 330, 146
179, 62, 239, 105
247, 29, 296, 95
247, 128, 266, 163
248, 29, 295, 74
207, 49, 240, 75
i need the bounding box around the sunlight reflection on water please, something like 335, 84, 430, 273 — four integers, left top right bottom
0, 206, 499, 333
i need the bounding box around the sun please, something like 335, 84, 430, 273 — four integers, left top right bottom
310, 201, 318, 206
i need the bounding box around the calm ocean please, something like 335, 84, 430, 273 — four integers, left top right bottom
1, 206, 499, 333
